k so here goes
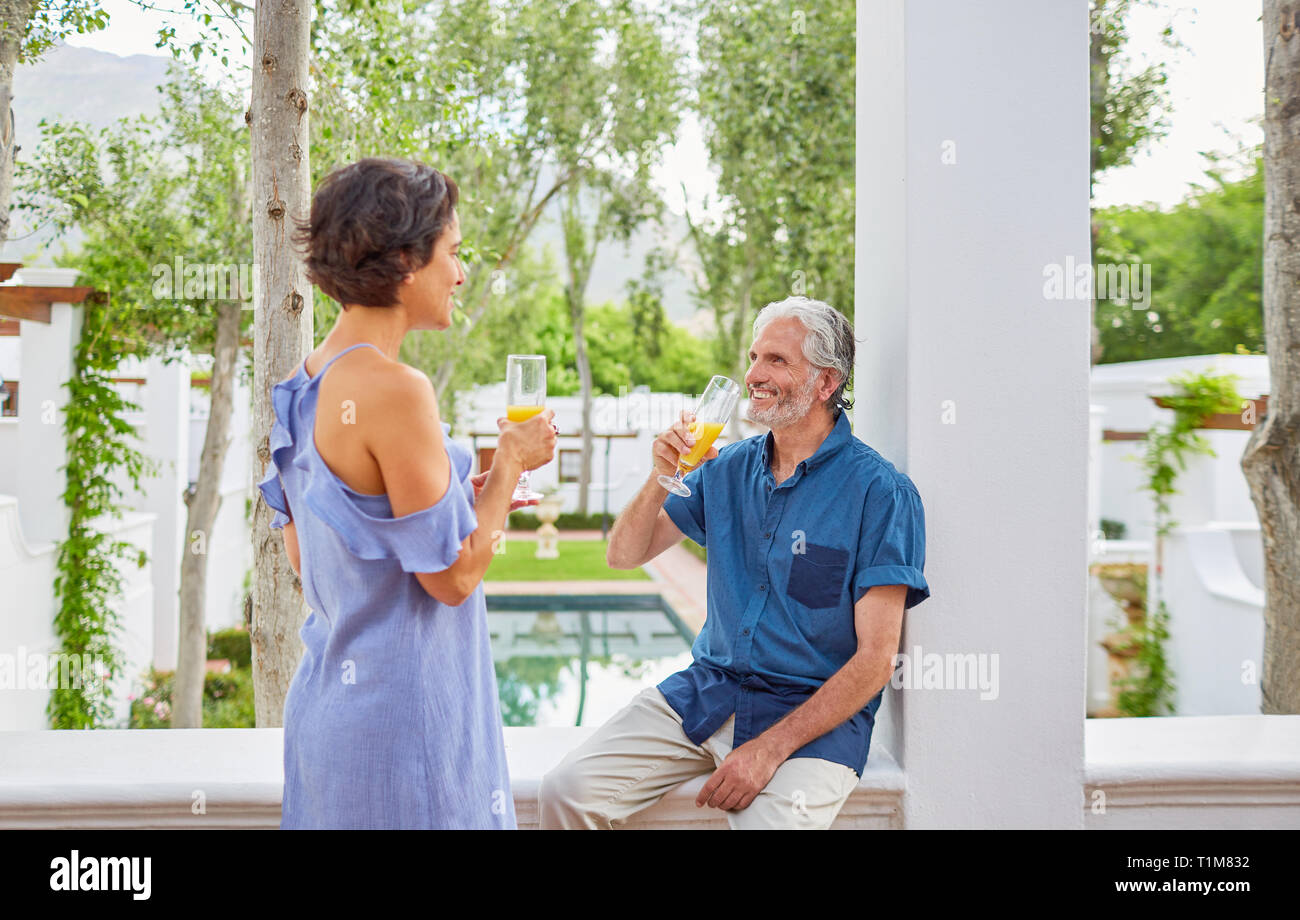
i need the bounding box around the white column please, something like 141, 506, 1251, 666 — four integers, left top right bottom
140, 352, 191, 671
857, 0, 1090, 828
13, 268, 82, 547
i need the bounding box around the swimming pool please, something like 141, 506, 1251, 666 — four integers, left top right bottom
487, 594, 696, 728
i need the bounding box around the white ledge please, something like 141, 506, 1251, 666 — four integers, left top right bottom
0, 727, 904, 829
6, 717, 1296, 828
1085, 715, 1300, 828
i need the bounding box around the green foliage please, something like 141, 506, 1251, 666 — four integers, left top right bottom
443, 246, 713, 410
1140, 370, 1244, 539
207, 627, 252, 670
129, 666, 257, 729
48, 301, 154, 728
1113, 600, 1175, 717
18, 64, 253, 353
19, 64, 254, 728
506, 511, 616, 531
1089, 0, 1178, 186
1118, 370, 1243, 718
20, 0, 109, 62
495, 656, 568, 727
688, 0, 856, 380
1094, 150, 1264, 362
1100, 518, 1127, 541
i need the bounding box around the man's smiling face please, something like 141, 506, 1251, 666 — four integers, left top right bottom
743, 317, 823, 429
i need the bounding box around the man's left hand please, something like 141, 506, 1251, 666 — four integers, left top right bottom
696, 736, 787, 811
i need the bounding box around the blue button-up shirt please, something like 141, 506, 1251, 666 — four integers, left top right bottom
658, 409, 930, 776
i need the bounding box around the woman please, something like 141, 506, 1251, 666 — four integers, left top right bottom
257, 157, 557, 829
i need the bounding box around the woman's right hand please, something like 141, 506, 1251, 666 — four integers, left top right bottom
497, 408, 558, 471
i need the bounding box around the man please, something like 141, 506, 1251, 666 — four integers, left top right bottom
538, 296, 930, 829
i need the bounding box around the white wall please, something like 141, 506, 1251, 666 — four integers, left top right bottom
0, 496, 59, 729
187, 357, 255, 632
0, 419, 17, 495
1091, 353, 1268, 542
1160, 524, 1264, 716
0, 496, 155, 729
0, 292, 253, 700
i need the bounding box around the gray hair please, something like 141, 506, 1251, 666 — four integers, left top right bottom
752, 296, 855, 417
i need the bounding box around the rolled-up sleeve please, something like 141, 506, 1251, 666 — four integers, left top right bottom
852, 483, 930, 609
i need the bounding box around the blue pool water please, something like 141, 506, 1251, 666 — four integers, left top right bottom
487, 594, 695, 728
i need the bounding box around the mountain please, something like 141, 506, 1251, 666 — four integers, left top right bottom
5, 43, 170, 263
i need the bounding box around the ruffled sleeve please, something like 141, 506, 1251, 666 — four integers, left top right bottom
257, 377, 300, 530
258, 469, 291, 530
301, 423, 479, 574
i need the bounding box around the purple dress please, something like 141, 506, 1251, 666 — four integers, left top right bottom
257, 342, 516, 829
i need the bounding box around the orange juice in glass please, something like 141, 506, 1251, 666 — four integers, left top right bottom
678, 421, 725, 472
659, 376, 740, 497
505, 354, 547, 502
507, 405, 544, 423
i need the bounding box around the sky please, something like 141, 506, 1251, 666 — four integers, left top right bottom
1089, 1, 1265, 208
61, 0, 1266, 212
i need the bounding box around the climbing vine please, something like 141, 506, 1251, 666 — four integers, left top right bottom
1120, 369, 1245, 717
48, 293, 155, 729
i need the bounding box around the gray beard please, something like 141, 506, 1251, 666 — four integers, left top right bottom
746, 376, 819, 430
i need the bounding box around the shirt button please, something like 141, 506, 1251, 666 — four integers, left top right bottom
758, 584, 766, 591
742, 628, 750, 636
764, 532, 771, 539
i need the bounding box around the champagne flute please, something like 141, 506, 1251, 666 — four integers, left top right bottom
658, 375, 741, 497
506, 354, 547, 502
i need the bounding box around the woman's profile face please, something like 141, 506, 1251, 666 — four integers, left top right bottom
404, 209, 465, 330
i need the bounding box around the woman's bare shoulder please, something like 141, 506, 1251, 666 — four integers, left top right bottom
328, 350, 439, 428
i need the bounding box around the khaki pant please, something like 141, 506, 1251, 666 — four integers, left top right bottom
538, 686, 860, 829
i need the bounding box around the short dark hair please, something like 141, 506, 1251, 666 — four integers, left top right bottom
295, 158, 459, 307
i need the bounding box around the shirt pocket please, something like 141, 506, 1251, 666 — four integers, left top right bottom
787, 543, 850, 609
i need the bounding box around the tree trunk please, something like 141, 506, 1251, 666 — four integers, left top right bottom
250, 0, 313, 727
725, 248, 757, 441
559, 187, 597, 516
0, 0, 36, 245
174, 301, 241, 727
572, 300, 593, 516
1243, 1, 1300, 715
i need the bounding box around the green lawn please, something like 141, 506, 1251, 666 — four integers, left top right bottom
484, 538, 651, 581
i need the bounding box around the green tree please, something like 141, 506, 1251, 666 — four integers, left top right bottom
518, 0, 683, 514
1, 0, 108, 245
686, 0, 855, 394
1089, 0, 1181, 363
1093, 148, 1264, 362
19, 64, 253, 727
